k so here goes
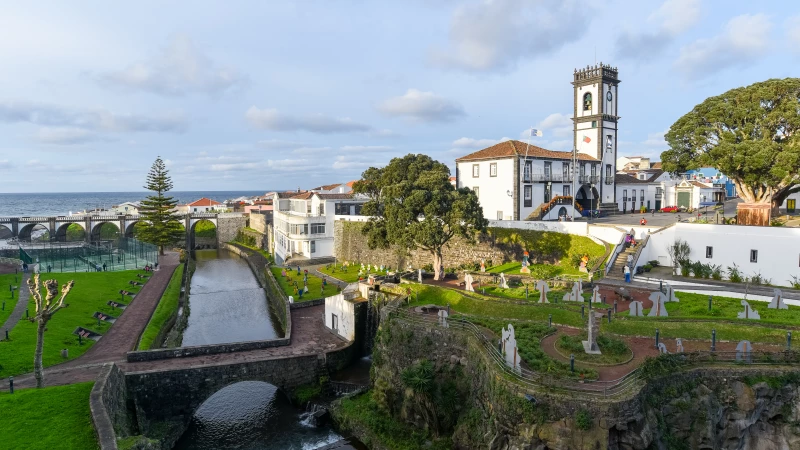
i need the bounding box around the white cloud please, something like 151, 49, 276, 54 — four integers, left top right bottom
0, 159, 12, 169
245, 107, 373, 134
0, 101, 187, 145
332, 155, 385, 170
377, 89, 465, 123
430, 0, 592, 72
675, 14, 772, 79
534, 113, 573, 139
339, 145, 395, 152
615, 0, 701, 61
100, 35, 247, 96
451, 137, 509, 148
787, 16, 800, 54
257, 139, 306, 150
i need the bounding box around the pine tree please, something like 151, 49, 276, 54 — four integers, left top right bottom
136, 157, 185, 255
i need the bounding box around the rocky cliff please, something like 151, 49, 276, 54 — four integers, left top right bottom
365, 317, 800, 450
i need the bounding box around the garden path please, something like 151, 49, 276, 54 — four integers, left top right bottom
1, 272, 29, 336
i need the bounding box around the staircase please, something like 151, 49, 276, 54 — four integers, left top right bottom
608, 245, 636, 279
598, 202, 620, 216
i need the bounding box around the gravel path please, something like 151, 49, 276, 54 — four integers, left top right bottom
1, 272, 29, 337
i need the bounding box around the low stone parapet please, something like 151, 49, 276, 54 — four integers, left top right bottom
126, 337, 290, 362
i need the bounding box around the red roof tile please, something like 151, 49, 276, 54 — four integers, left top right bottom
187, 197, 222, 207
455, 140, 598, 162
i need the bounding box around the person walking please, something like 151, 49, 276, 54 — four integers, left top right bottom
624, 265, 631, 283
102, 262, 107, 271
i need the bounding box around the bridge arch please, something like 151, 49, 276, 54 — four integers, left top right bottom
0, 224, 12, 240
18, 223, 50, 242
189, 218, 217, 249
125, 221, 139, 238
90, 221, 121, 242
54, 222, 86, 242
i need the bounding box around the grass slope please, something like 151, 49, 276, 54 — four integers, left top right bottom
0, 273, 22, 327
138, 264, 183, 350
0, 382, 98, 450
0, 270, 141, 378
269, 266, 339, 302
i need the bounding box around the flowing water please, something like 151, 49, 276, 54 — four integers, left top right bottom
182, 249, 280, 346
173, 381, 365, 450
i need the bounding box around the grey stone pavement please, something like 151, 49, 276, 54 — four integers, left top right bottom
588, 198, 742, 227
1, 272, 30, 337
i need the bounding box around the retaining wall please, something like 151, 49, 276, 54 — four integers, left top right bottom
90, 364, 129, 450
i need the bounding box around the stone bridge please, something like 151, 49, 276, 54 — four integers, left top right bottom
0, 213, 246, 247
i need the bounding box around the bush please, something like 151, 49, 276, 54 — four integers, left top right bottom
643, 264, 652, 272
575, 409, 592, 430
680, 262, 691, 277
711, 265, 723, 280
648, 260, 660, 267
728, 263, 743, 283
789, 275, 800, 290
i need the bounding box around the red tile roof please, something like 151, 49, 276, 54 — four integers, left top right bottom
651, 162, 662, 169
311, 183, 343, 191
346, 180, 357, 188
291, 192, 315, 200
187, 197, 222, 207
455, 140, 598, 162
317, 193, 357, 200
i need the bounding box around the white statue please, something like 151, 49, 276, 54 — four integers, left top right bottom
657, 343, 669, 354
563, 281, 582, 302
663, 282, 679, 302
648, 291, 669, 317
499, 273, 509, 289
501, 324, 520, 372
464, 273, 475, 292
591, 285, 602, 305
437, 309, 449, 328
768, 289, 788, 310
418, 269, 423, 283
736, 340, 752, 362
737, 300, 761, 320
629, 300, 644, 317
676, 338, 684, 353
535, 280, 549, 303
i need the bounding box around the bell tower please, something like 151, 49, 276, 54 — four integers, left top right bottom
572, 63, 620, 207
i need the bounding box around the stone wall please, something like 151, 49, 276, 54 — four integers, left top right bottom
90, 363, 130, 450
250, 213, 268, 234
334, 220, 605, 270
216, 215, 246, 244
242, 228, 266, 249
127, 336, 291, 362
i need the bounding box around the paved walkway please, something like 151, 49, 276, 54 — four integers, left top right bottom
1, 272, 30, 336
2, 304, 345, 390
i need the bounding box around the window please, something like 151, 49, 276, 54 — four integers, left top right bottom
472, 186, 479, 198
331, 313, 338, 331
193, 208, 197, 212
606, 164, 612, 178
583, 92, 592, 111
591, 164, 596, 177
307, 202, 312, 214
750, 250, 758, 263
490, 163, 497, 177
706, 246, 713, 258
544, 162, 552, 178
563, 185, 571, 197
623, 189, 627, 200
497, 211, 503, 220
523, 161, 532, 182
544, 185, 551, 203
310, 240, 316, 253
591, 120, 597, 128
524, 185, 532, 208
606, 135, 613, 151
318, 204, 324, 215
631, 190, 636, 201
311, 224, 326, 234
472, 164, 479, 177
562, 163, 569, 180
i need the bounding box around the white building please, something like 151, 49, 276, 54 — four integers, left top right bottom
272, 191, 367, 264
186, 197, 226, 213
615, 170, 725, 212
310, 183, 352, 194
111, 201, 141, 215
324, 285, 362, 341
455, 64, 621, 220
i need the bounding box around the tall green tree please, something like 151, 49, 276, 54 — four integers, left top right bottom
136, 157, 184, 255
661, 78, 800, 215
353, 154, 487, 280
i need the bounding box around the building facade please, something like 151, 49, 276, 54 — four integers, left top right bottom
272, 191, 366, 264
455, 63, 620, 221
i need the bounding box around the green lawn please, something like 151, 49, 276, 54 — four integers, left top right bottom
480, 284, 589, 303
0, 270, 142, 378
318, 262, 389, 284
138, 264, 183, 350
0, 382, 98, 449
603, 318, 790, 344
269, 266, 339, 301
229, 241, 272, 262
650, 292, 800, 326
397, 283, 584, 327
486, 262, 589, 280
556, 334, 632, 365
0, 273, 22, 327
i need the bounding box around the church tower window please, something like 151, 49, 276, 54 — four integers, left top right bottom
583, 93, 592, 111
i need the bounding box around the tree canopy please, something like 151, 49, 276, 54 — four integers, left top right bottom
136, 157, 184, 254
661, 78, 800, 212
353, 153, 487, 280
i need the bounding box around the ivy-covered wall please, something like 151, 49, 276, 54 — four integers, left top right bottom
333, 220, 605, 270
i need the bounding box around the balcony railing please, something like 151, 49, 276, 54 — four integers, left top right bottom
622, 197, 628, 202
639, 196, 644, 202
655, 193, 663, 199
523, 173, 571, 183
604, 177, 614, 185
578, 175, 600, 184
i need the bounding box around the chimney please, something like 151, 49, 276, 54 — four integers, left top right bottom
640, 158, 650, 169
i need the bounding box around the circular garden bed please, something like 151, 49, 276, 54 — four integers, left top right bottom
555, 334, 634, 365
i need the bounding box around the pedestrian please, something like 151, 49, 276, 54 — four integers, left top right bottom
102, 263, 107, 271
155, 262, 159, 270
652, 208, 655, 217
47, 265, 51, 273
624, 265, 631, 283
626, 254, 633, 267
22, 262, 28, 273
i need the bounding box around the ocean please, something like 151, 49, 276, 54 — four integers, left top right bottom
0, 191, 268, 217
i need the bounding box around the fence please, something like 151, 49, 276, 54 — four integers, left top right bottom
18, 237, 158, 273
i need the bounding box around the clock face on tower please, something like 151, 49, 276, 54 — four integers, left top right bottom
606, 91, 613, 101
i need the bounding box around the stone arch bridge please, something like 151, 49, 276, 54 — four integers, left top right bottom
0, 213, 246, 247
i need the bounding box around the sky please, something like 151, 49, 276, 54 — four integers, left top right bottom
0, 0, 798, 193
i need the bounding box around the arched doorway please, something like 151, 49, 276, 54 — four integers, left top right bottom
191, 219, 217, 249
576, 186, 599, 212
557, 206, 568, 219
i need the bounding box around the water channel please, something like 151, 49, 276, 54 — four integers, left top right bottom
176, 249, 366, 449
182, 249, 280, 346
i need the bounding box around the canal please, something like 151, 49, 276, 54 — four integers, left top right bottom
182, 249, 280, 346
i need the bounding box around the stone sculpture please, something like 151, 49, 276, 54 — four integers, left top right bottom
629, 300, 644, 317
737, 300, 761, 320
464, 273, 475, 292
501, 324, 520, 372
499, 273, 509, 289
520, 251, 531, 274
657, 343, 669, 354
663, 282, 679, 302
418, 269, 423, 283
591, 286, 602, 305
563, 281, 582, 302
582, 313, 601, 354
480, 259, 486, 272
647, 291, 669, 317
736, 340, 752, 363
676, 338, 684, 353
438, 309, 449, 328
768, 289, 788, 310
535, 280, 549, 303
